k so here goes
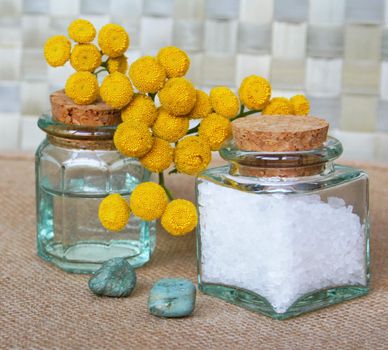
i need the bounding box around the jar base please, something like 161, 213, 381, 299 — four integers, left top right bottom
38, 239, 154, 274
199, 282, 369, 320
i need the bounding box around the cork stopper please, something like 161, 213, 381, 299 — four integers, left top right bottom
231, 115, 330, 177
50, 90, 121, 126
232, 115, 329, 152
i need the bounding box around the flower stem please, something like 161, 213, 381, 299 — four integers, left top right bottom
168, 168, 178, 175
186, 107, 260, 135
158, 172, 174, 200
186, 124, 199, 135
231, 109, 261, 121
94, 68, 108, 75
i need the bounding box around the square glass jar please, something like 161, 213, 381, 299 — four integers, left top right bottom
36, 114, 156, 273
196, 137, 370, 319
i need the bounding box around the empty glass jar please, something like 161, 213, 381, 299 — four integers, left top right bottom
36, 113, 155, 273
196, 136, 370, 319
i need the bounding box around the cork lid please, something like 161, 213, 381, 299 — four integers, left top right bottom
50, 89, 121, 126
232, 115, 329, 152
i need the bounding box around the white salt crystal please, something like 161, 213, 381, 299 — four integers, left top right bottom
198, 181, 366, 313
328, 196, 346, 209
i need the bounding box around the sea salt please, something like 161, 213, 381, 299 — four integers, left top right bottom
198, 181, 366, 313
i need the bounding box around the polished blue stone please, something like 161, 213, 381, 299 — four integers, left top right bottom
148, 278, 196, 318
88, 257, 136, 297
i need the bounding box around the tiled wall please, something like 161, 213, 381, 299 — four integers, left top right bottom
0, 0, 387, 161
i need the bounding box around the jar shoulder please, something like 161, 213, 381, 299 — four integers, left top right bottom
197, 164, 368, 195
36, 139, 141, 167
36, 139, 150, 193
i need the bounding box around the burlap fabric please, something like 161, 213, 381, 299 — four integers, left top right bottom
0, 155, 387, 349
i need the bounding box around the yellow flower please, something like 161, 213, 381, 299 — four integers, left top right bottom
44, 35, 71, 67
68, 19, 96, 43
121, 94, 157, 126
130, 182, 168, 221
198, 113, 232, 151
158, 77, 196, 116
107, 55, 128, 74
290, 94, 310, 116
152, 108, 189, 143
70, 43, 101, 72
98, 24, 129, 58
129, 56, 166, 93
174, 136, 211, 175
157, 46, 190, 78
190, 90, 212, 119
209, 87, 239, 119
100, 72, 134, 109
114, 120, 153, 157
161, 199, 198, 236
98, 194, 130, 231
239, 75, 271, 110
140, 137, 174, 173
262, 97, 294, 115
65, 71, 99, 105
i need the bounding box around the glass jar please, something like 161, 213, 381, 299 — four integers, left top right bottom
196, 137, 370, 319
36, 114, 156, 273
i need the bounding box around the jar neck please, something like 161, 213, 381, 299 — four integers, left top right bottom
47, 135, 116, 150
219, 137, 343, 179
229, 160, 335, 178
39, 113, 117, 151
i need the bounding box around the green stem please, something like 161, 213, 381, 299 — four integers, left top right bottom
231, 109, 261, 121
186, 124, 199, 135
158, 172, 174, 200
94, 68, 108, 75
186, 107, 260, 135
168, 168, 178, 175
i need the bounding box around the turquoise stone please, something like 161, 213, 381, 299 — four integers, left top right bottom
148, 278, 196, 318
88, 257, 136, 297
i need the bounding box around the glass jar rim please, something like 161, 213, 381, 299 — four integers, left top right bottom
38, 112, 117, 140
219, 136, 343, 169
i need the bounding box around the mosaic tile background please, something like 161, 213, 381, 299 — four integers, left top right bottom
0, 0, 388, 161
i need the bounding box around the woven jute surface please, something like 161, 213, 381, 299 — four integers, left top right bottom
0, 156, 387, 350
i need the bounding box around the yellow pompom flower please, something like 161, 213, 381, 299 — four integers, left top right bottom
70, 44, 101, 72
98, 194, 130, 231
68, 19, 96, 43
130, 182, 168, 221
239, 75, 271, 110
100, 72, 134, 109
262, 97, 294, 115
114, 120, 153, 158
198, 113, 232, 151
44, 35, 71, 67
152, 108, 189, 143
158, 77, 196, 116
65, 71, 99, 105
190, 90, 212, 119
98, 24, 129, 58
290, 94, 310, 116
161, 199, 198, 236
107, 55, 128, 74
174, 136, 211, 175
121, 94, 157, 126
129, 56, 166, 93
210, 87, 239, 119
157, 46, 190, 78
140, 137, 174, 173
